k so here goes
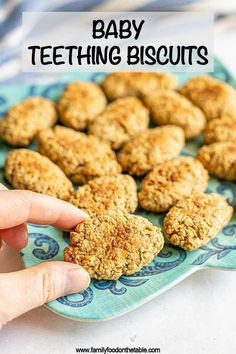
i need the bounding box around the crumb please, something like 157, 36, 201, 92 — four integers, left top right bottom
37, 125, 122, 184
71, 174, 138, 216
5, 149, 73, 200
0, 97, 57, 146
101, 72, 177, 100
197, 142, 236, 181
164, 193, 233, 250
88, 97, 149, 149
138, 157, 208, 213
143, 89, 206, 139
179, 75, 236, 121
117, 126, 185, 176
204, 116, 236, 144
58, 81, 106, 130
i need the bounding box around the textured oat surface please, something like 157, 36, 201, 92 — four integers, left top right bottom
143, 89, 206, 139
204, 116, 236, 144
117, 126, 185, 176
71, 174, 138, 217
88, 97, 149, 149
58, 81, 106, 130
37, 125, 122, 184
64, 214, 164, 280
138, 157, 209, 213
179, 75, 236, 121
101, 72, 177, 100
164, 193, 233, 251
5, 149, 73, 200
0, 97, 57, 146
197, 142, 236, 181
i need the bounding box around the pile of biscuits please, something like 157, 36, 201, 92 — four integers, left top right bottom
1, 73, 235, 280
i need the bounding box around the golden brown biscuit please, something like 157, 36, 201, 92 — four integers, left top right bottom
101, 72, 177, 100
37, 125, 122, 184
138, 157, 208, 213
204, 116, 236, 144
117, 126, 185, 176
197, 142, 236, 181
58, 81, 106, 130
143, 90, 206, 139
179, 75, 236, 121
64, 214, 164, 280
88, 97, 149, 149
164, 193, 233, 251
71, 174, 137, 217
0, 97, 57, 146
5, 149, 73, 200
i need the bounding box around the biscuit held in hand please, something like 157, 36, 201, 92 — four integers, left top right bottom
71, 174, 138, 217
88, 97, 149, 150
101, 72, 177, 100
64, 214, 164, 280
163, 193, 233, 251
5, 149, 73, 201
0, 97, 57, 146
117, 126, 185, 176
143, 90, 206, 140
138, 157, 208, 213
37, 125, 121, 184
197, 142, 236, 181
58, 81, 106, 130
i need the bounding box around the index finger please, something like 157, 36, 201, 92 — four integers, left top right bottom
0, 190, 88, 231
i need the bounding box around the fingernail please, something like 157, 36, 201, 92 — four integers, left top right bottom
65, 267, 90, 295
78, 210, 90, 220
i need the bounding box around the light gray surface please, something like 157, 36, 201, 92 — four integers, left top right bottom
1, 244, 236, 354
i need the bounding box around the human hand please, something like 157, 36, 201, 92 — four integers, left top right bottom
0, 184, 90, 327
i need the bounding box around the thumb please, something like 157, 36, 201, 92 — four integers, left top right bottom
0, 261, 90, 327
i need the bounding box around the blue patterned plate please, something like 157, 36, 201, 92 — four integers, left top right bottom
1, 58, 236, 321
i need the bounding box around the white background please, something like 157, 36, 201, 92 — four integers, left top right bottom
22, 12, 214, 73
1, 23, 236, 354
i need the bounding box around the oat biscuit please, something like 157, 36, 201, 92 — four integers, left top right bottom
71, 174, 137, 217
37, 125, 122, 184
5, 149, 73, 200
143, 90, 206, 139
58, 81, 106, 130
101, 72, 177, 100
117, 126, 185, 176
0, 97, 57, 146
64, 214, 164, 280
197, 142, 236, 181
179, 75, 236, 121
204, 116, 236, 144
164, 193, 233, 251
88, 97, 149, 149
138, 157, 208, 213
